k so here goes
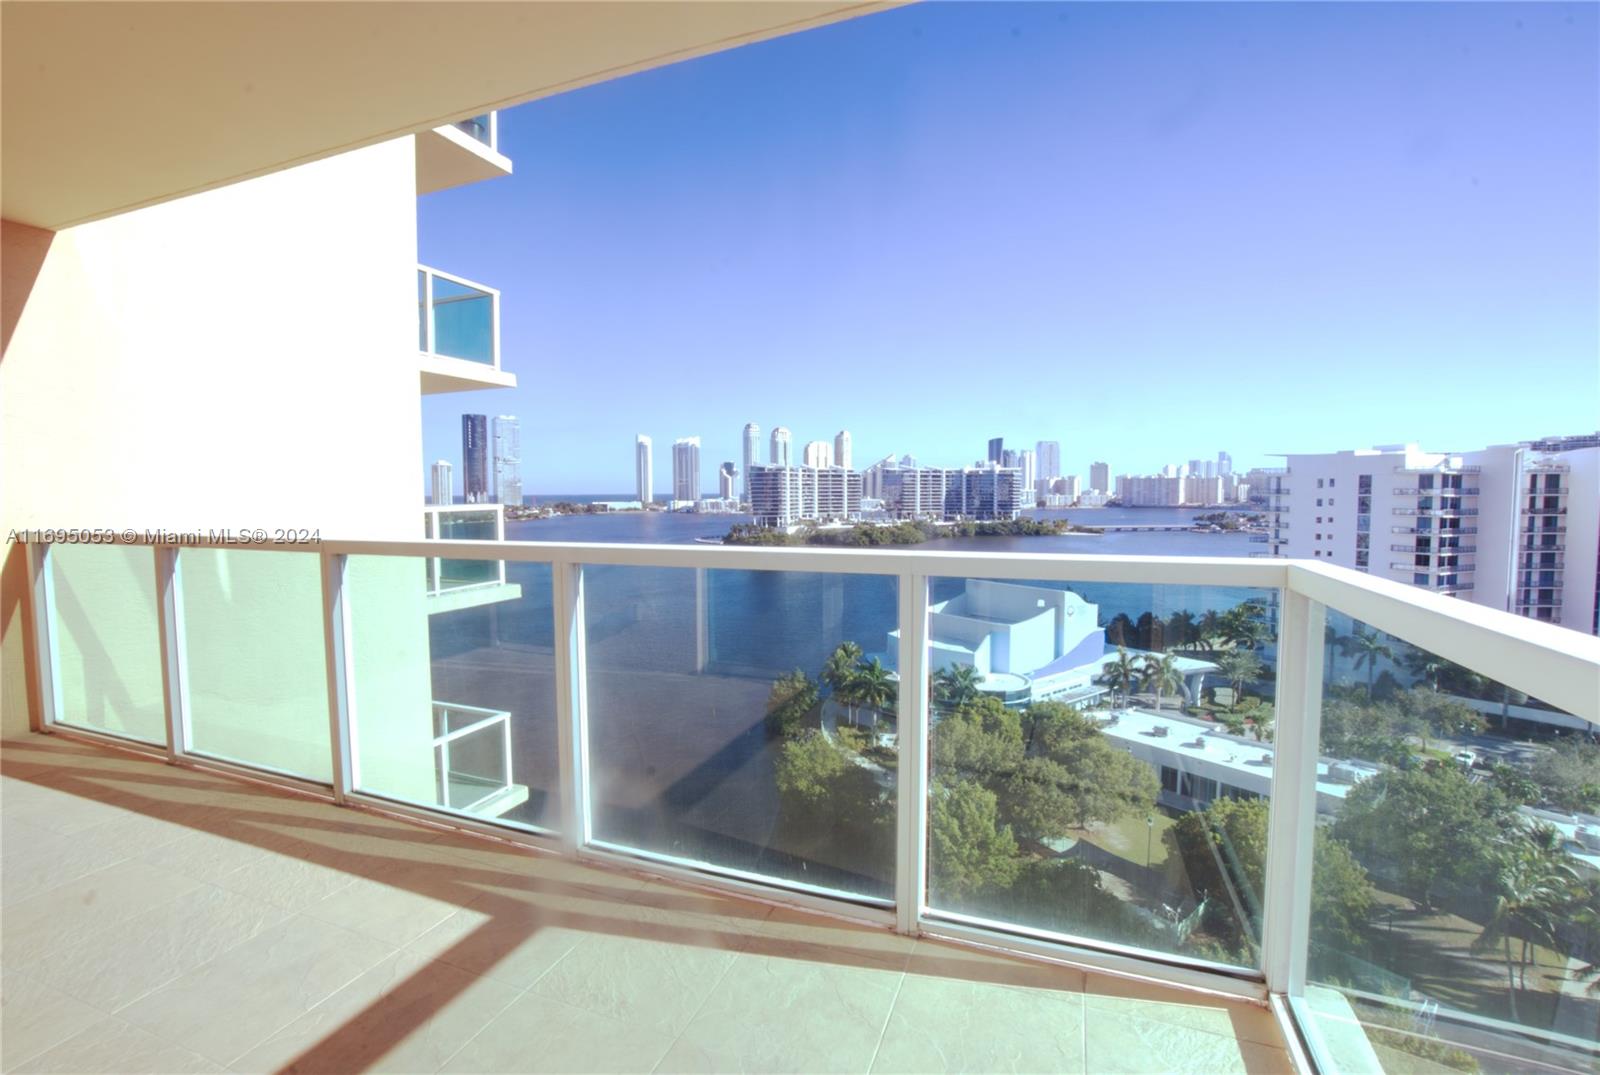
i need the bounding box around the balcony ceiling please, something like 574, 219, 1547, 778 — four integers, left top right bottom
0, 1, 895, 230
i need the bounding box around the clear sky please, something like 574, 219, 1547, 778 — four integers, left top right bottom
420, 1, 1599, 495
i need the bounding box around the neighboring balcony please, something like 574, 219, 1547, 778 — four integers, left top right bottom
433, 701, 529, 818
415, 110, 513, 194
417, 265, 517, 394
424, 504, 522, 612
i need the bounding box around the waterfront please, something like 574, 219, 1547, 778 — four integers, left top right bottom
507, 502, 1260, 558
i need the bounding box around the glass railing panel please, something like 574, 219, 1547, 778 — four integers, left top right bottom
1304, 613, 1598, 1074
428, 276, 493, 364
921, 577, 1281, 971
179, 550, 331, 781
46, 544, 166, 745
347, 556, 557, 832
416, 268, 428, 351
429, 509, 502, 592
584, 565, 899, 900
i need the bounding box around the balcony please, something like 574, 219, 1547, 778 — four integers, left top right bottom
415, 110, 513, 194
1391, 507, 1479, 517
16, 538, 1600, 1075
433, 701, 528, 817
423, 505, 522, 612
417, 265, 516, 394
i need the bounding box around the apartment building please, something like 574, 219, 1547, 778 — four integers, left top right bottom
746, 464, 862, 527
1265, 438, 1600, 633
880, 465, 1023, 522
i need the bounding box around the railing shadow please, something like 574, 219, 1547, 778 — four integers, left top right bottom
2, 731, 1271, 1070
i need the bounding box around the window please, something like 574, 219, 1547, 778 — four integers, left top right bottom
1414, 572, 1429, 585
1316, 498, 1324, 507
1328, 479, 1336, 488
1358, 474, 1372, 494
1160, 766, 1179, 793
1317, 478, 1324, 488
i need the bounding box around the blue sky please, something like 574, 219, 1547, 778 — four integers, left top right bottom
420, 1, 1599, 495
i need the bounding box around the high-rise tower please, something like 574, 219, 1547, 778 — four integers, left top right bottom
770, 427, 792, 467
673, 437, 701, 503
834, 430, 852, 471
635, 435, 653, 506
461, 414, 488, 503
742, 422, 761, 498
491, 415, 522, 506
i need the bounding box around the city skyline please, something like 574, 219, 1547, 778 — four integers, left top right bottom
418, 2, 1597, 489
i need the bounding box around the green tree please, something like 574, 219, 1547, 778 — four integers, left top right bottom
1527, 742, 1600, 813
1171, 798, 1375, 956
1100, 646, 1138, 708
1473, 832, 1578, 1020
1019, 700, 1101, 757
1334, 766, 1510, 908
1219, 600, 1271, 651
764, 668, 818, 739
1035, 730, 1159, 829
822, 642, 864, 723
1397, 687, 1485, 753
930, 780, 1020, 904
852, 657, 898, 719
994, 756, 1081, 845
932, 664, 984, 712
1340, 628, 1394, 699
775, 730, 850, 808
931, 698, 1025, 784
1214, 649, 1264, 712
1140, 652, 1185, 712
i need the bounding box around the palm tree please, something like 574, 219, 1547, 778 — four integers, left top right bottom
932, 664, 984, 711
853, 658, 897, 720
1196, 611, 1223, 653
823, 642, 863, 723
1100, 646, 1138, 708
1220, 601, 1271, 651
1167, 610, 1197, 650
1340, 627, 1393, 698
1473, 839, 1577, 1019
1402, 646, 1445, 692
1214, 649, 1264, 713
1140, 652, 1184, 713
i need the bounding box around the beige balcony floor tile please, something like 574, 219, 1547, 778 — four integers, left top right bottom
659, 950, 904, 1073
870, 967, 1086, 1074
115, 913, 395, 1066
0, 972, 108, 1072
437, 992, 676, 1075
527, 931, 743, 1039
1082, 1011, 1292, 1074
230, 949, 520, 1075
11, 1015, 223, 1074
22, 882, 290, 1014
1, 859, 203, 967
1084, 972, 1283, 1048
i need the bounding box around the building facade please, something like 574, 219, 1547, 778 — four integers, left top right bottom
1090, 461, 1110, 494
491, 414, 521, 506
747, 464, 862, 528
834, 429, 852, 471
769, 426, 792, 467
987, 437, 1004, 465
1265, 438, 1600, 634
672, 436, 700, 504
430, 460, 452, 506
718, 461, 738, 499
1036, 440, 1061, 481
802, 440, 834, 468
462, 413, 489, 503
880, 465, 1023, 522
742, 422, 760, 498
635, 434, 653, 506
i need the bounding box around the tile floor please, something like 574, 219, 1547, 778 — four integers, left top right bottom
0, 731, 1294, 1074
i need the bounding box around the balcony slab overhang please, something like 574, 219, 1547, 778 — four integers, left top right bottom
415, 125, 513, 195
420, 353, 517, 394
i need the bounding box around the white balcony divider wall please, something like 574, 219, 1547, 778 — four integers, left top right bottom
24, 538, 1600, 1071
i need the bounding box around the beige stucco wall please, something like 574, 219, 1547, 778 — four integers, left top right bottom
1, 138, 423, 538
2, 138, 437, 797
